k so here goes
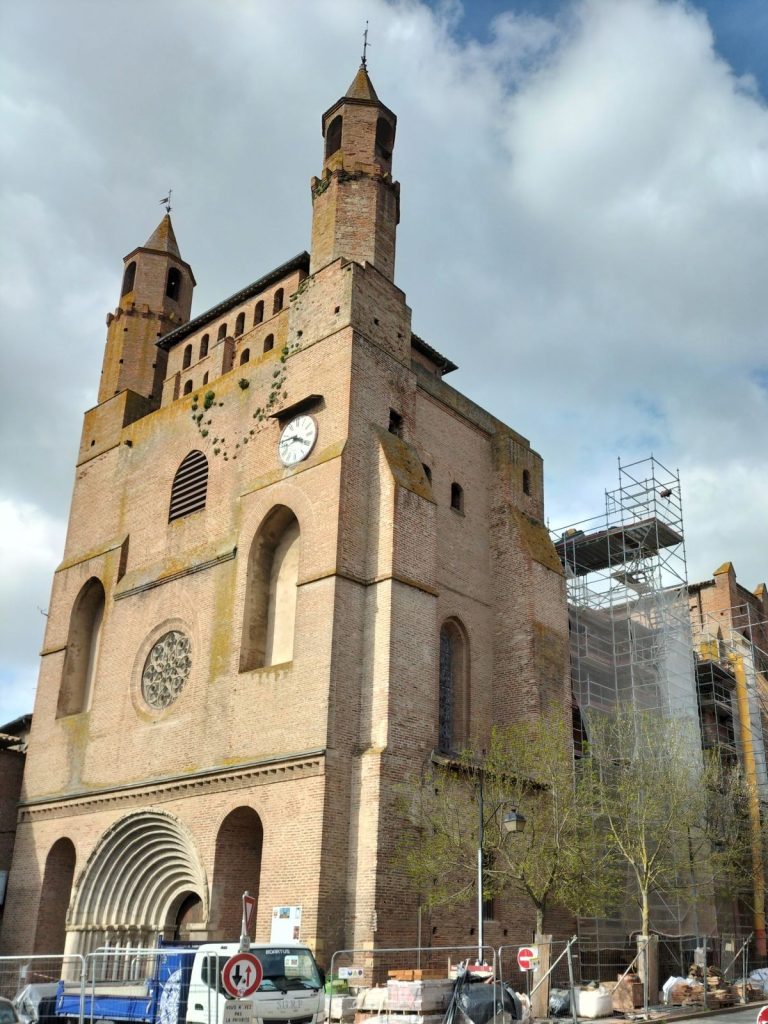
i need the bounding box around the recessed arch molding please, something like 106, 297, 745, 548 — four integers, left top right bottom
67, 810, 208, 954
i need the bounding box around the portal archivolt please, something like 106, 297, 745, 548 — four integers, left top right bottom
66, 811, 208, 956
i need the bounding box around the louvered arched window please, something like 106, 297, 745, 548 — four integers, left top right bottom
169, 451, 209, 522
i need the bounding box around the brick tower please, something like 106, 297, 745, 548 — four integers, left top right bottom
1, 64, 569, 963
310, 64, 399, 280
99, 214, 195, 405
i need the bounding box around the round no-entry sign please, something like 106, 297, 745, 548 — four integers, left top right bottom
517, 946, 539, 971
756, 1006, 768, 1024
222, 952, 263, 998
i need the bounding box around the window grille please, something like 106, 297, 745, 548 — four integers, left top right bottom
169, 451, 208, 522
438, 627, 454, 753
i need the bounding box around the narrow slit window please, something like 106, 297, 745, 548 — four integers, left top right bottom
217, 323, 227, 341
240, 349, 250, 365
199, 334, 209, 359
254, 301, 264, 325
263, 334, 274, 353
422, 464, 432, 483
169, 451, 209, 522
450, 482, 464, 513
272, 289, 284, 315
235, 312, 246, 337
182, 344, 192, 370
388, 410, 403, 437
166, 267, 182, 301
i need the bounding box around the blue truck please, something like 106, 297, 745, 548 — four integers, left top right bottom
55, 943, 325, 1024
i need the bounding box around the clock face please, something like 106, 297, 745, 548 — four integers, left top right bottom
278, 414, 318, 467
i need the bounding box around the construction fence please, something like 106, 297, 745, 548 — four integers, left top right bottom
1, 936, 767, 1024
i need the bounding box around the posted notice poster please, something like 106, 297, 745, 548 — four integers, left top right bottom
270, 905, 302, 943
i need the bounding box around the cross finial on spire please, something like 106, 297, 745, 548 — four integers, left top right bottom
361, 21, 370, 69
158, 188, 173, 215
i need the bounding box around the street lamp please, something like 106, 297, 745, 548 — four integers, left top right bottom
477, 772, 526, 962
503, 809, 526, 834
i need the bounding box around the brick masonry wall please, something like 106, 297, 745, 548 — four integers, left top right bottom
3, 77, 572, 961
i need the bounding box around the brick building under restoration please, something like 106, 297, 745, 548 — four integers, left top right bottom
0, 66, 570, 961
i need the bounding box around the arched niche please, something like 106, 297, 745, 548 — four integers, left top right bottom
240, 507, 300, 671
210, 807, 263, 939
34, 837, 76, 954
57, 577, 105, 717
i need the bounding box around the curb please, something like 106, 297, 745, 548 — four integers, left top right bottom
654, 1001, 766, 1022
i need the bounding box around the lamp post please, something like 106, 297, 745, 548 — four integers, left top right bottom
476, 770, 526, 962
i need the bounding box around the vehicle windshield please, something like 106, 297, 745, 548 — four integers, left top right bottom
201, 948, 321, 997
0, 1002, 19, 1024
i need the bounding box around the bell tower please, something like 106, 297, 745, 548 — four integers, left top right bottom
310, 65, 400, 280
99, 214, 195, 406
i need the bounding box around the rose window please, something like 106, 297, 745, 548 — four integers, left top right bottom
141, 631, 191, 709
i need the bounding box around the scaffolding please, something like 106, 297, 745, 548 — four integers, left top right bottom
554, 456, 698, 724
552, 455, 768, 944
553, 457, 702, 941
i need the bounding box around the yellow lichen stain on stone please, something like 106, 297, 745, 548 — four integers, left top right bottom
209, 559, 237, 680
115, 536, 238, 598
239, 439, 346, 499
56, 537, 125, 574
374, 426, 434, 502
509, 506, 564, 575
533, 620, 569, 683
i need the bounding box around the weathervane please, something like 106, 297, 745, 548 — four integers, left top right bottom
159, 188, 173, 214
361, 21, 370, 69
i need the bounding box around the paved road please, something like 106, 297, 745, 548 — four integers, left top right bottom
668, 1007, 766, 1024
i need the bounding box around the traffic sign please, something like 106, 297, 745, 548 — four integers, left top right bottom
243, 893, 256, 934
517, 946, 539, 971
222, 953, 263, 999
756, 1006, 768, 1024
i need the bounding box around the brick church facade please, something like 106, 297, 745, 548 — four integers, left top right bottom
1, 66, 570, 961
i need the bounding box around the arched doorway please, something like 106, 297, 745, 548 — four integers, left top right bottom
169, 891, 204, 941
67, 811, 208, 956
34, 837, 76, 953
211, 807, 263, 939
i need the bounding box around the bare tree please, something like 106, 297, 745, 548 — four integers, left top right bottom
398, 712, 619, 936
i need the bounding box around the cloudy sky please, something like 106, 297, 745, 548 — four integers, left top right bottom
1, 0, 767, 724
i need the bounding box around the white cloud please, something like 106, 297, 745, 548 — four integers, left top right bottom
0, 500, 66, 723
0, 0, 766, 723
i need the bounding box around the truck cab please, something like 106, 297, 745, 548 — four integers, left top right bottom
186, 944, 324, 1024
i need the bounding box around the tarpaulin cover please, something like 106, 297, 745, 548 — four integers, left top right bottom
442, 971, 520, 1024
